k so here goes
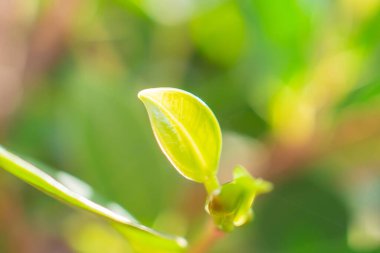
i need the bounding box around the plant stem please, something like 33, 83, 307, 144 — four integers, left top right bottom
204, 175, 220, 195
191, 221, 225, 253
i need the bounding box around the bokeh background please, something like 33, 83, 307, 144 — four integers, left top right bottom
1, 0, 380, 252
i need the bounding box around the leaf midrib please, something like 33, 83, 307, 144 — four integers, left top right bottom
146, 96, 208, 171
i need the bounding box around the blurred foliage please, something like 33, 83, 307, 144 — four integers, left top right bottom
1, 0, 380, 252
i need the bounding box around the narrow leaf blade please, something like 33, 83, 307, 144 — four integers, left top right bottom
0, 145, 186, 253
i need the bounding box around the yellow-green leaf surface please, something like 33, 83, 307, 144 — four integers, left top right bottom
0, 145, 187, 253
138, 88, 222, 183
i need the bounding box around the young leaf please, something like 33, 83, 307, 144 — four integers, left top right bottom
0, 145, 187, 253
138, 88, 222, 183
205, 166, 272, 232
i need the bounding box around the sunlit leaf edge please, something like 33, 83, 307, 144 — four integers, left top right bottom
0, 145, 187, 252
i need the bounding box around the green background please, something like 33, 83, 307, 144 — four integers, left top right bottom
0, 0, 380, 252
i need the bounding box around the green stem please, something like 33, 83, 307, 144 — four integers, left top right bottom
204, 175, 220, 195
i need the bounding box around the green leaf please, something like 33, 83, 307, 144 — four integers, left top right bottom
138, 88, 222, 183
0, 145, 187, 253
190, 1, 247, 67
205, 166, 272, 232
336, 81, 380, 112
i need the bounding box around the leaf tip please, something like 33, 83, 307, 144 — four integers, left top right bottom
137, 89, 149, 101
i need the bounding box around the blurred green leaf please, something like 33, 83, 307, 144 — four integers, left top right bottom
206, 166, 272, 232
336, 81, 380, 112
0, 146, 187, 253
252, 175, 353, 253
191, 1, 247, 67
138, 88, 222, 183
